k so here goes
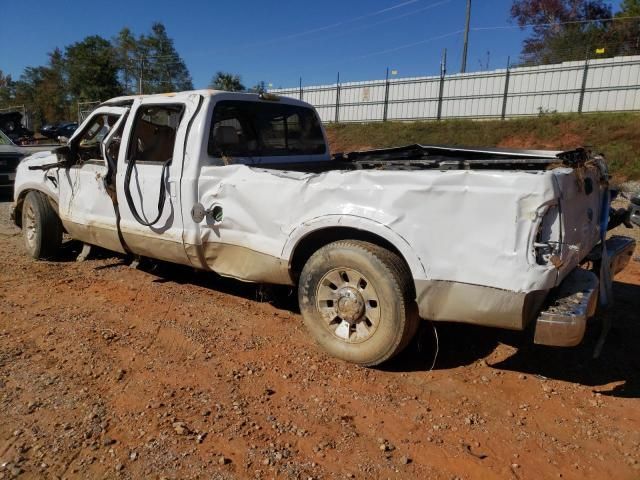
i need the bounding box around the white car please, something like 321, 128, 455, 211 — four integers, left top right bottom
11, 90, 636, 365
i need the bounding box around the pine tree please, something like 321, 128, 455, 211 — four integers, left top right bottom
114, 28, 139, 94
139, 23, 193, 94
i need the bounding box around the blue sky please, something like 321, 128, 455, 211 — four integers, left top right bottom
0, 0, 625, 89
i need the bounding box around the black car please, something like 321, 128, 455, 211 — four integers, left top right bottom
39, 123, 60, 139
55, 122, 78, 140
39, 122, 79, 140
0, 130, 55, 190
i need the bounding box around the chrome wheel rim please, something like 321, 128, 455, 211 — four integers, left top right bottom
24, 202, 37, 250
315, 268, 380, 343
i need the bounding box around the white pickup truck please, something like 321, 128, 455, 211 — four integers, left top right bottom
10, 90, 637, 366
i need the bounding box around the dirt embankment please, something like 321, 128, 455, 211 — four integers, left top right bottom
0, 197, 639, 480
325, 113, 640, 182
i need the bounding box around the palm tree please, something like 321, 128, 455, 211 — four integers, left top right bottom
209, 71, 245, 92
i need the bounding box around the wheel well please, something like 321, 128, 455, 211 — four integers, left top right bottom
290, 227, 413, 283
13, 189, 59, 229
13, 191, 27, 228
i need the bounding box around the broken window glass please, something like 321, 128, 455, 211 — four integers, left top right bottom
76, 114, 119, 162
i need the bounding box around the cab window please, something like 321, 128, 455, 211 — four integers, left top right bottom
208, 101, 325, 159
127, 105, 184, 164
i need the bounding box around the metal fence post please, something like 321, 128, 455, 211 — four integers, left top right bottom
335, 72, 340, 123
501, 57, 511, 120
578, 52, 590, 114
383, 67, 390, 122
437, 49, 447, 121
299, 77, 303, 101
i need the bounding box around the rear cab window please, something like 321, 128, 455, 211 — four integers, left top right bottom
208, 100, 325, 163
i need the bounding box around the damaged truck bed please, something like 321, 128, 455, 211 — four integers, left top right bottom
10, 89, 637, 366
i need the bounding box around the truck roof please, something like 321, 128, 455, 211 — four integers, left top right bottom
101, 89, 310, 108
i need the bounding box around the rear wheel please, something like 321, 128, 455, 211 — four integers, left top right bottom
298, 240, 419, 366
22, 191, 62, 260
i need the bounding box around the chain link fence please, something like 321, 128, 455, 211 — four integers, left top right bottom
77, 101, 101, 124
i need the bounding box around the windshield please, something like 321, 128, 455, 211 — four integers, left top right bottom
0, 130, 14, 146
208, 100, 325, 158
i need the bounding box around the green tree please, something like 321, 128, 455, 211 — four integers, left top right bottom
249, 81, 267, 94
65, 35, 122, 102
7, 49, 70, 127
510, 0, 613, 64
138, 22, 193, 94
612, 0, 640, 55
114, 27, 139, 94
209, 71, 245, 92
39, 48, 69, 122
12, 67, 47, 127
0, 70, 16, 108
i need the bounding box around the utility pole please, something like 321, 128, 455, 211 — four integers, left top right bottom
437, 48, 447, 121
138, 57, 144, 95
461, 0, 471, 73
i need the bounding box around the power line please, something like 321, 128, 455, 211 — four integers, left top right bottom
181, 0, 453, 58
309, 0, 453, 43
471, 14, 640, 32
116, 0, 450, 65
352, 29, 465, 60
245, 0, 432, 46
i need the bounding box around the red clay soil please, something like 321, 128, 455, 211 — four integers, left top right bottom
0, 199, 639, 480
496, 132, 585, 150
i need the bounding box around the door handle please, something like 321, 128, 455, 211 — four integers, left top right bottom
167, 179, 177, 199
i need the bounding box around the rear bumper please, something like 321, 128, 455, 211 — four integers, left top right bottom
605, 235, 636, 276
533, 235, 636, 347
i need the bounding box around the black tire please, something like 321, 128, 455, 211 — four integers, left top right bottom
21, 191, 62, 260
298, 240, 419, 366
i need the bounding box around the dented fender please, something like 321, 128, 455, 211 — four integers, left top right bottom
281, 214, 428, 280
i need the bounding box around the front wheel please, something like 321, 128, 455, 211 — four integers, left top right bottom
22, 191, 62, 260
298, 240, 419, 366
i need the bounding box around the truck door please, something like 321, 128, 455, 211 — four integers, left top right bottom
185, 97, 329, 283
57, 106, 128, 252
115, 95, 201, 265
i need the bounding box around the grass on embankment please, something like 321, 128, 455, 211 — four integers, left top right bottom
325, 113, 640, 182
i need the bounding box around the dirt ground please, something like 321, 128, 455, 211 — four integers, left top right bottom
0, 192, 639, 480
